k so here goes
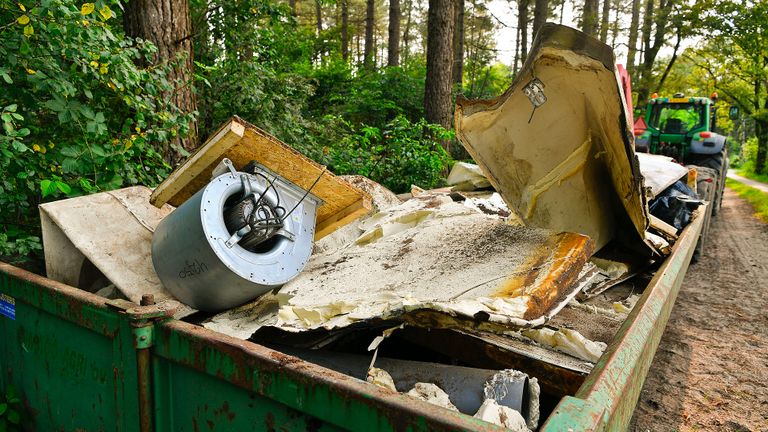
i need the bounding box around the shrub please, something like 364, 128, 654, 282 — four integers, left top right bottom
0, 0, 191, 264
327, 115, 453, 193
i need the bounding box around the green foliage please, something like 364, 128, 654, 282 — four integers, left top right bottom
727, 137, 742, 167
192, 0, 325, 157
190, 0, 441, 176
691, 0, 768, 173
0, 383, 23, 432
0, 0, 191, 263
327, 115, 453, 193
307, 61, 427, 126
737, 137, 763, 177
463, 62, 514, 99
197, 59, 321, 156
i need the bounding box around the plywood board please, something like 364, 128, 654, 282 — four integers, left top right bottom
149, 116, 372, 239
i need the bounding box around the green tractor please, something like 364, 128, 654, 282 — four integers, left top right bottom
635, 93, 730, 216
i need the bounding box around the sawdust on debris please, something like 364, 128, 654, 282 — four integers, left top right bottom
271, 197, 590, 332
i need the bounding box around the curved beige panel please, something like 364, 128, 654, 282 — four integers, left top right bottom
456, 24, 648, 251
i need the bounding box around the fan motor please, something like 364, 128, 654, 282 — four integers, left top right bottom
151, 160, 321, 311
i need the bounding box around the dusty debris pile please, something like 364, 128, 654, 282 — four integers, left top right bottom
36, 24, 705, 428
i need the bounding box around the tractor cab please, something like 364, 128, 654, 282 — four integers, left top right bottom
635, 93, 721, 163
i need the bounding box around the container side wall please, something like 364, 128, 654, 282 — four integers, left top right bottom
0, 264, 141, 432
153, 320, 507, 432
152, 356, 344, 431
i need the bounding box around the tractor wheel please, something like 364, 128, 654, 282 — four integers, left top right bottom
690, 149, 727, 217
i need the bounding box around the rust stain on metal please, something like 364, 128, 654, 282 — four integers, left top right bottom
137, 348, 154, 432
494, 232, 594, 320
213, 401, 236, 421
264, 412, 276, 432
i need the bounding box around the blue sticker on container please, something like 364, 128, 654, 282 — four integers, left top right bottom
0, 293, 15, 320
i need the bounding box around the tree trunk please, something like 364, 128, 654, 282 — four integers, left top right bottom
289, 0, 297, 16
656, 27, 681, 90
452, 0, 464, 86
518, 0, 530, 64
341, 0, 349, 61
467, 0, 478, 91
599, 0, 610, 42
532, 0, 548, 38
610, 0, 620, 48
356, 20, 362, 64
388, 0, 401, 66
756, 120, 768, 174
424, 0, 455, 137
636, 0, 674, 104
315, 0, 323, 34
364, 0, 375, 70
635, 0, 654, 104
124, 0, 197, 165
581, 0, 599, 36
402, 0, 413, 63
756, 93, 768, 174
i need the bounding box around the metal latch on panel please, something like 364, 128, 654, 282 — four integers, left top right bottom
523, 78, 547, 123
523, 78, 547, 108
151, 158, 323, 312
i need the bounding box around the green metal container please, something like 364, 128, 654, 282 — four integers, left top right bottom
0, 209, 703, 431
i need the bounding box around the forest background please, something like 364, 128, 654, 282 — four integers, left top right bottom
0, 0, 766, 266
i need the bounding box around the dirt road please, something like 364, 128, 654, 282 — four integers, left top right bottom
631, 188, 768, 431
727, 170, 768, 194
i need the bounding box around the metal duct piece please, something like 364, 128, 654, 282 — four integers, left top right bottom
152, 159, 321, 311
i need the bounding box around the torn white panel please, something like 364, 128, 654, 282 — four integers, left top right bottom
406, 383, 459, 412
273, 199, 593, 332
447, 162, 492, 191
474, 399, 530, 431
455, 24, 649, 251
636, 152, 689, 198
40, 187, 175, 304
612, 293, 641, 314
463, 193, 513, 220
339, 175, 402, 211
645, 231, 671, 255
205, 243, 599, 339
521, 327, 607, 363
367, 368, 397, 392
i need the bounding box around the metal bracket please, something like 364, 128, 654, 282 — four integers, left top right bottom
105, 297, 179, 322
133, 325, 154, 349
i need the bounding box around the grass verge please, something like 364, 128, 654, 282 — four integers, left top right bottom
726, 178, 768, 223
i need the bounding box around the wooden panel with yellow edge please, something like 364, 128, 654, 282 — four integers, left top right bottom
149, 116, 372, 240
